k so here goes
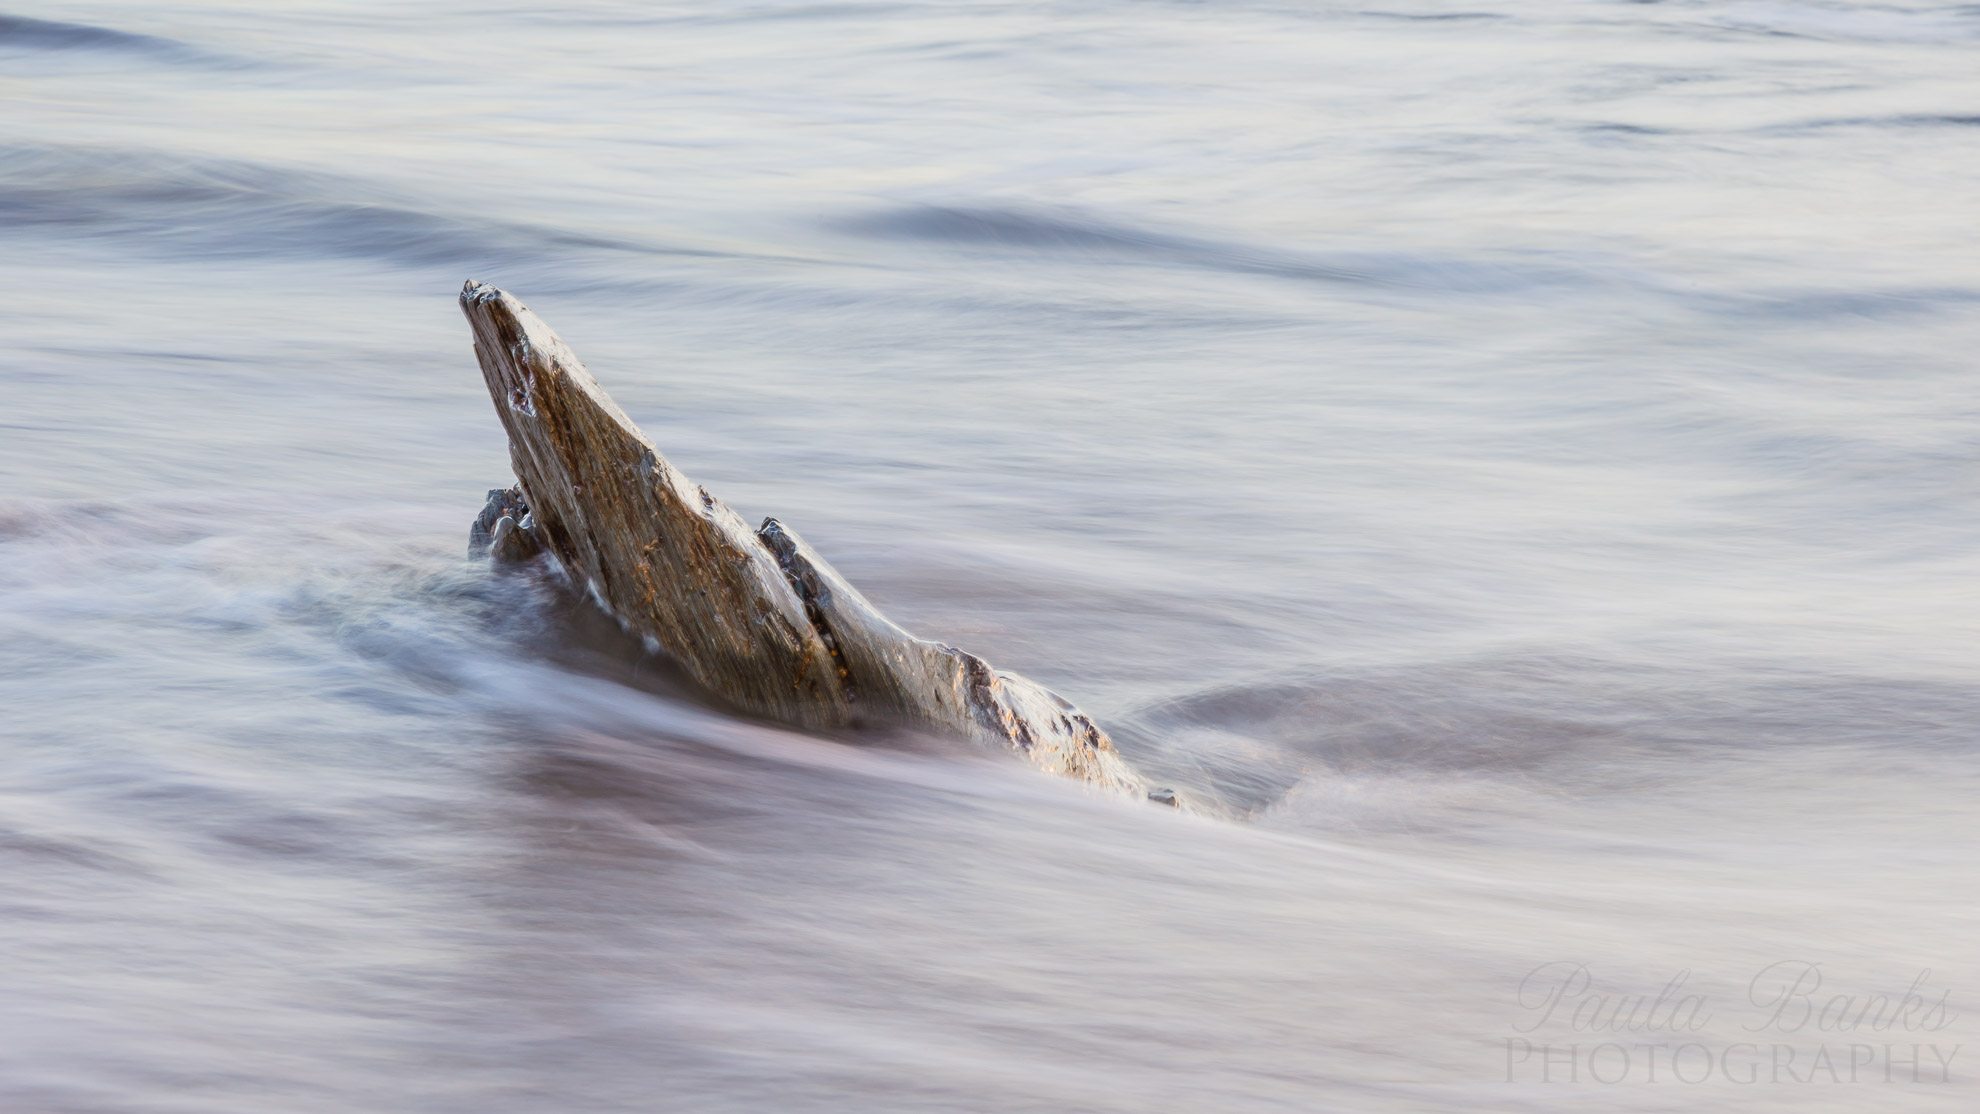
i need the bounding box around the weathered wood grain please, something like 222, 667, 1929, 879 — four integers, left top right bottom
756, 519, 1142, 789
460, 280, 1147, 796
460, 280, 849, 730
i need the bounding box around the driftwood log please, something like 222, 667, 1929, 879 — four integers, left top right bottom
459, 280, 1148, 796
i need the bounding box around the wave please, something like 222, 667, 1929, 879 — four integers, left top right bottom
1355, 9, 1507, 21
1703, 1, 1980, 44
839, 202, 1609, 295
0, 144, 718, 271
1756, 113, 1980, 134
0, 12, 212, 63
840, 201, 1980, 318
1114, 658, 1980, 820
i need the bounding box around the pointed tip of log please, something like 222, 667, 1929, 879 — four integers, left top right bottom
460, 278, 502, 306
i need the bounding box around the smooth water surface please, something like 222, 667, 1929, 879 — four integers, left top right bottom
3, 1, 1979, 1109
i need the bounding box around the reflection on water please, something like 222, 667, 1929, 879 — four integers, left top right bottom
3, 0, 1979, 1109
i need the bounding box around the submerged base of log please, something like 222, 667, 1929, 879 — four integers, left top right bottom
459, 280, 1153, 798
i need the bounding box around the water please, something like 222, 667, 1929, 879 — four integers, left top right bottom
4, 1, 1979, 1109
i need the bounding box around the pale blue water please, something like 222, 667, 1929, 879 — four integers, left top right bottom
3, 2, 1979, 1110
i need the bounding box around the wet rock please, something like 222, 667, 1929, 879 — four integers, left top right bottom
468, 485, 544, 562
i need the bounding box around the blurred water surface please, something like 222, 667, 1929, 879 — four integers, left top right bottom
3, 1, 1979, 1110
